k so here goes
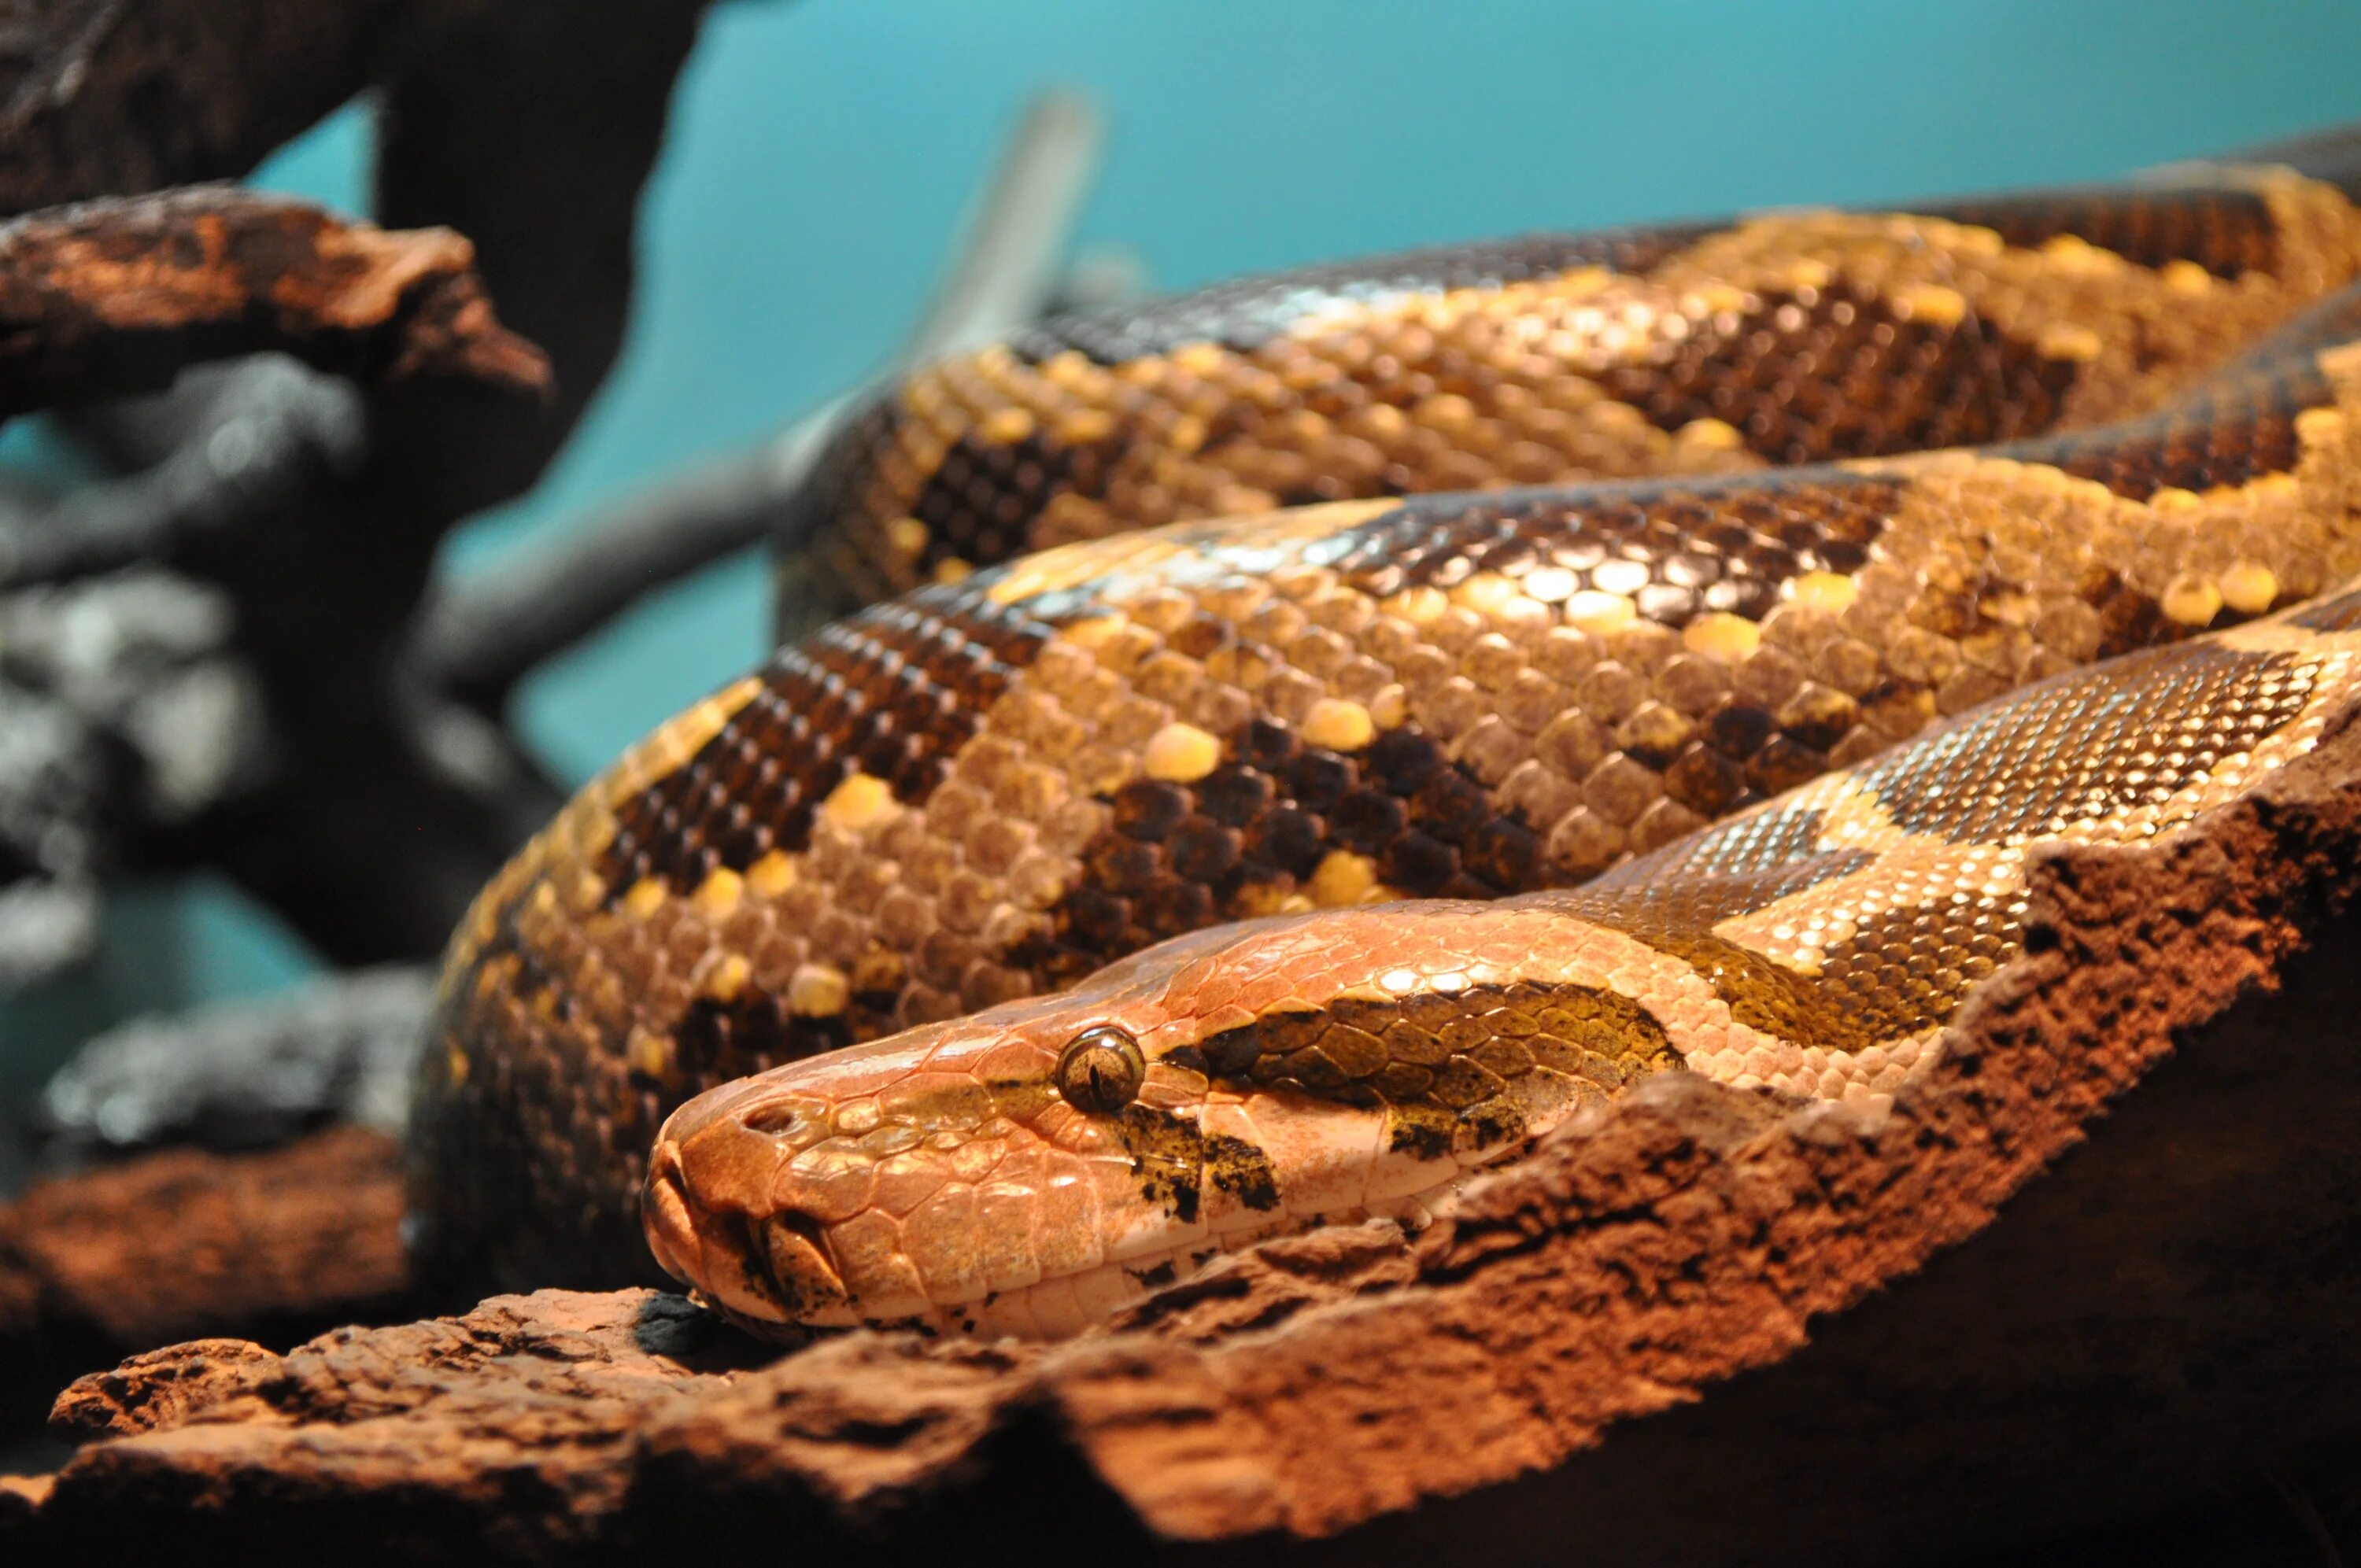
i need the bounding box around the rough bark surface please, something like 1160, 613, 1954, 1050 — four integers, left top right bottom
0, 186, 548, 417
6, 694, 2361, 1564
0, 1128, 412, 1447
0, 0, 482, 216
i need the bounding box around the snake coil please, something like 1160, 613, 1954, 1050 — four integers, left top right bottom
411, 127, 2361, 1337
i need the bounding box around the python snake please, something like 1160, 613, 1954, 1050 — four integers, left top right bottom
410, 127, 2361, 1337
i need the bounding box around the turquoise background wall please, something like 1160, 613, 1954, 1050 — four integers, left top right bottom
24, 0, 2361, 1027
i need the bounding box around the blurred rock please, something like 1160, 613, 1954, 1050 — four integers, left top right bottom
0, 880, 97, 991
0, 571, 268, 991
2, 570, 269, 818
40, 968, 430, 1153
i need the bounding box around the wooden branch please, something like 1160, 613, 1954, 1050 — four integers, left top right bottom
0, 186, 549, 419
0, 357, 362, 587
409, 410, 843, 710
901, 91, 1108, 365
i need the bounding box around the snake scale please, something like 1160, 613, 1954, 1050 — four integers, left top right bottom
410, 127, 2361, 1337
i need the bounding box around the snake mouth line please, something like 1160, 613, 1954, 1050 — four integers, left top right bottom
642, 1141, 844, 1329
640, 1142, 704, 1289
756, 1206, 848, 1318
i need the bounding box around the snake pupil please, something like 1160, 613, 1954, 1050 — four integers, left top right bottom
1056, 1026, 1144, 1113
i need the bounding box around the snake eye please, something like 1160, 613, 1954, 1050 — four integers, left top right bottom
1055, 1026, 1145, 1114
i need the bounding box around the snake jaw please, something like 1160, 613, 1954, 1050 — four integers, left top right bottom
758, 1208, 852, 1322
644, 1139, 856, 1336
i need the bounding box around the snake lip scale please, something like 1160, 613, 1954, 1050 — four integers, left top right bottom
409, 124, 2361, 1338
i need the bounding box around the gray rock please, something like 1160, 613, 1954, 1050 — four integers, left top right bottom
39, 966, 433, 1151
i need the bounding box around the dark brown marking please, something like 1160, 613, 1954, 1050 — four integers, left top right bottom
1007, 225, 1724, 364
1806, 896, 2018, 1044
1588, 282, 2082, 463
1984, 269, 2361, 504
2221, 283, 2361, 371
1562, 640, 2331, 1053
1999, 361, 2332, 500
1007, 718, 1555, 989
903, 425, 1128, 580
1325, 472, 1905, 629
1842, 644, 2314, 843
1918, 185, 2279, 278
602, 585, 1055, 898
1111, 1104, 1280, 1225
2290, 583, 2361, 632
1188, 982, 1679, 1117
667, 991, 859, 1092
1562, 909, 1895, 1057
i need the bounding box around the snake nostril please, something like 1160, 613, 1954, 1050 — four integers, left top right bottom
740, 1101, 805, 1137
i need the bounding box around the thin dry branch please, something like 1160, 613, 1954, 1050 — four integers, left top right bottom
412, 411, 844, 710
0, 356, 362, 586
902, 92, 1109, 365
408, 89, 1108, 711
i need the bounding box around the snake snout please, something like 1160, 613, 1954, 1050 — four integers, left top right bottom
645, 1078, 870, 1330
643, 1137, 842, 1334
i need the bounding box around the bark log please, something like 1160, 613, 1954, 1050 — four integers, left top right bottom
0, 1128, 412, 1450
10, 688, 2361, 1565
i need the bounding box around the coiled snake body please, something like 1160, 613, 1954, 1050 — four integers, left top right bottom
412, 131, 2361, 1336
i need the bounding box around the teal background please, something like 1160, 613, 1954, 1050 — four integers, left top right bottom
17, 0, 2361, 1040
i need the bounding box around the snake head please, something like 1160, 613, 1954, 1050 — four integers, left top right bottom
644, 902, 1698, 1337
